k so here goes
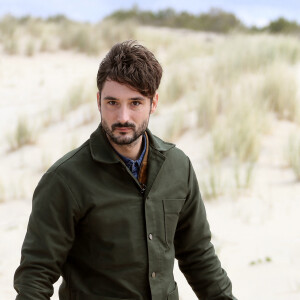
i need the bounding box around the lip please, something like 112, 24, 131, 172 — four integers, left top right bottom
116, 127, 132, 132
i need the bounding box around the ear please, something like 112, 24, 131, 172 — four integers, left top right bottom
97, 92, 101, 112
150, 92, 158, 114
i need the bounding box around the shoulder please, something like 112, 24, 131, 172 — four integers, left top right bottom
150, 132, 188, 159
150, 132, 190, 169
46, 139, 90, 174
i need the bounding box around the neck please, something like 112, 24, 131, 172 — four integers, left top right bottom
107, 135, 143, 161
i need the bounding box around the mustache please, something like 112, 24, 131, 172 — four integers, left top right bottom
112, 122, 136, 130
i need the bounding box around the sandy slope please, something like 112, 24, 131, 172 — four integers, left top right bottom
0, 52, 300, 300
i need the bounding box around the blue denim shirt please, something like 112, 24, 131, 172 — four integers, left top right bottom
116, 134, 147, 179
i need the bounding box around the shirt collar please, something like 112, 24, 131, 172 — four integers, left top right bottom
116, 134, 147, 168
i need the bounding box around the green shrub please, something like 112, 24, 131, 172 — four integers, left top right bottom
267, 17, 300, 34
107, 7, 242, 33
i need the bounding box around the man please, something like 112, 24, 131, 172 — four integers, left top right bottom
14, 40, 236, 300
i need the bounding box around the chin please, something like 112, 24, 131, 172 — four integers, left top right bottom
111, 135, 134, 145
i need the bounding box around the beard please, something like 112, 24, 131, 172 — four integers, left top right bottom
101, 119, 148, 146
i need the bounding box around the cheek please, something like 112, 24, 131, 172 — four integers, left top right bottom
101, 110, 119, 125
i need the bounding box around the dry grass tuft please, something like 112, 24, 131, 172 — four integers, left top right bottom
200, 162, 224, 200
25, 40, 35, 56
99, 19, 137, 49
7, 116, 36, 151
3, 34, 19, 54
285, 132, 300, 181
59, 24, 101, 55
262, 63, 299, 121
211, 34, 300, 85
167, 110, 187, 142
59, 83, 95, 119
195, 83, 225, 131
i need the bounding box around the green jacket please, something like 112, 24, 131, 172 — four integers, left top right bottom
14, 125, 236, 300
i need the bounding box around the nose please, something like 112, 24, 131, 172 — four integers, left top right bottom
117, 105, 130, 124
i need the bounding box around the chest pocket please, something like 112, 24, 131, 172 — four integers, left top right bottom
162, 199, 185, 248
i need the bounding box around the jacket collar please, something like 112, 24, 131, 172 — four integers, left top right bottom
89, 123, 175, 164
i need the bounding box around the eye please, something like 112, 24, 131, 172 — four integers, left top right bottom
108, 100, 117, 105
132, 101, 142, 106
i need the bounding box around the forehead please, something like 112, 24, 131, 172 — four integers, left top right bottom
101, 80, 144, 99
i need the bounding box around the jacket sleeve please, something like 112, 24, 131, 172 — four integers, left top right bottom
174, 158, 237, 300
14, 171, 81, 300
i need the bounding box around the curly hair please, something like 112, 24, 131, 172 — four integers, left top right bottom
96, 40, 163, 99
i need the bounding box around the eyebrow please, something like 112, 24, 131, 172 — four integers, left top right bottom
129, 97, 146, 101
103, 96, 146, 101
103, 96, 117, 101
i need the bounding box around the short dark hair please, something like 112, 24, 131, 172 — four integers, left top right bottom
97, 40, 163, 99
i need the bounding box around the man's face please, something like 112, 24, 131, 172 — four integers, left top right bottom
97, 80, 158, 146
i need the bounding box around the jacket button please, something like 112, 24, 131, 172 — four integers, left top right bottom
149, 233, 153, 240
151, 272, 156, 278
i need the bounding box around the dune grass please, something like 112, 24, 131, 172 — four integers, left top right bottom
99, 19, 137, 49
158, 71, 188, 104
200, 162, 224, 200
3, 34, 19, 54
0, 16, 138, 56
166, 109, 187, 142
262, 62, 299, 121
38, 82, 97, 129
25, 40, 35, 56
7, 116, 36, 151
285, 133, 300, 181
211, 34, 300, 85
78, 103, 99, 126
195, 83, 224, 131
2, 20, 300, 200
153, 30, 299, 197
59, 23, 101, 55
59, 83, 95, 120
207, 103, 262, 191
158, 31, 300, 193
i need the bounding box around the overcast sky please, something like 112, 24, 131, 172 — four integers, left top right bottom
1, 0, 300, 27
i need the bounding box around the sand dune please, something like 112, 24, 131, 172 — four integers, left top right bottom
1, 50, 300, 300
